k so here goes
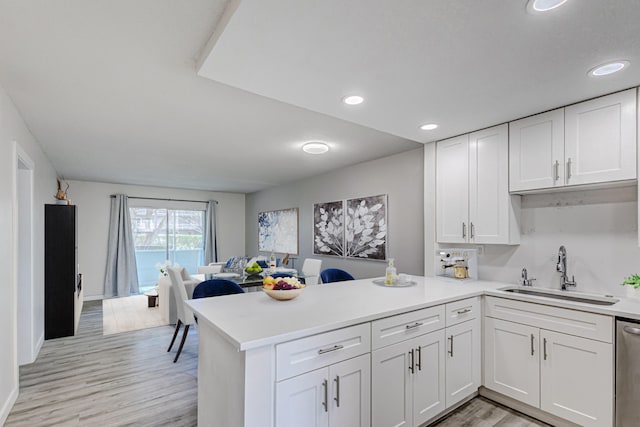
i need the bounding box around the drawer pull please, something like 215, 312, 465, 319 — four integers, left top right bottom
322, 379, 328, 412
405, 322, 423, 330
456, 308, 472, 315
318, 344, 344, 355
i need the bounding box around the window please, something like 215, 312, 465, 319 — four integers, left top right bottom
130, 207, 205, 290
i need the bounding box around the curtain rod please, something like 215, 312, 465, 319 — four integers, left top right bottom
110, 195, 218, 204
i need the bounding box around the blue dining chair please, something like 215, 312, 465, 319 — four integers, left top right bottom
320, 268, 355, 284
192, 279, 245, 299
270, 272, 293, 279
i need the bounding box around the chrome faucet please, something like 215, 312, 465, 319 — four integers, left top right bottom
556, 245, 577, 290
521, 268, 536, 286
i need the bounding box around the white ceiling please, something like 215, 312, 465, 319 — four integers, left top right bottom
1, 1, 639, 193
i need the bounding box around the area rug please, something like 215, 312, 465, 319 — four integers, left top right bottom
102, 294, 166, 335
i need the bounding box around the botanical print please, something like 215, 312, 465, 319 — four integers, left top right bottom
313, 201, 344, 257
258, 208, 299, 254
345, 194, 387, 260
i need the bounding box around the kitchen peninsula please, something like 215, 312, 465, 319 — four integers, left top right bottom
187, 277, 640, 427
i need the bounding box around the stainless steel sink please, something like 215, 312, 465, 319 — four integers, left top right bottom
499, 286, 619, 306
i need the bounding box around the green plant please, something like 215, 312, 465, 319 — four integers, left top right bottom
621, 274, 640, 289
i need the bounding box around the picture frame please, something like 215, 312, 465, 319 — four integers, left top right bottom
258, 207, 299, 254
313, 200, 345, 257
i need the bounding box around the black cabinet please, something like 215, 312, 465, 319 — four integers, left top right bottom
45, 204, 81, 339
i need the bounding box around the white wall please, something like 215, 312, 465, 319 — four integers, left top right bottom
245, 148, 425, 279
424, 142, 640, 297
67, 180, 246, 299
0, 85, 58, 423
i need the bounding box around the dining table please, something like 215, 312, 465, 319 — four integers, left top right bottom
159, 267, 302, 324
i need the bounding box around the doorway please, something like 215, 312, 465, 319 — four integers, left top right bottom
15, 143, 36, 365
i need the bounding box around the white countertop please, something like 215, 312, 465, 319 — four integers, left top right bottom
186, 276, 640, 351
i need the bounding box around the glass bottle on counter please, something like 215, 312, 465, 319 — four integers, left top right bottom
385, 258, 397, 285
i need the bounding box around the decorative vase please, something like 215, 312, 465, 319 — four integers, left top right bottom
624, 285, 640, 299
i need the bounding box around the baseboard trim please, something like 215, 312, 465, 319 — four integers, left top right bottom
0, 384, 19, 425
419, 392, 478, 427
34, 331, 44, 359
83, 295, 103, 302
479, 387, 581, 427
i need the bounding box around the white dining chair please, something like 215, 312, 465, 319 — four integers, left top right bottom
301, 258, 322, 286
197, 264, 223, 274
167, 267, 196, 363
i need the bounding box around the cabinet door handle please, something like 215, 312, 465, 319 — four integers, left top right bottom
408, 349, 415, 374
554, 160, 559, 182
457, 308, 472, 315
530, 334, 535, 356
462, 222, 466, 239
566, 158, 572, 181
470, 222, 475, 239
543, 337, 548, 360
416, 346, 422, 371
448, 335, 454, 357
322, 379, 328, 412
405, 322, 423, 330
333, 376, 340, 407
318, 344, 343, 355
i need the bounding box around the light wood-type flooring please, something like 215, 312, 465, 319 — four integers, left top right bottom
430, 397, 551, 427
5, 301, 198, 426
6, 301, 549, 427
103, 294, 165, 335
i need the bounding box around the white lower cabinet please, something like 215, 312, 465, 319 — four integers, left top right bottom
372, 329, 446, 427
540, 329, 613, 426
372, 297, 481, 427
276, 354, 370, 427
484, 317, 540, 407
484, 297, 614, 427
445, 317, 481, 408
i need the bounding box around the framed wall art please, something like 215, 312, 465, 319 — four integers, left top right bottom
258, 207, 299, 254
313, 200, 344, 257
345, 194, 387, 260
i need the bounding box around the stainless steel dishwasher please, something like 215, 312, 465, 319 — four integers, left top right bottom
616, 319, 640, 426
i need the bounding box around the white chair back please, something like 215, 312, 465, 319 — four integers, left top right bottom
301, 258, 323, 286
167, 267, 195, 325
198, 265, 223, 274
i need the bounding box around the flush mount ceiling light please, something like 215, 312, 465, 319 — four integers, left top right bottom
302, 142, 330, 154
588, 60, 630, 77
420, 123, 439, 131
342, 95, 364, 105
527, 0, 568, 13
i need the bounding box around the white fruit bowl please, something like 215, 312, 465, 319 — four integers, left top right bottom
262, 287, 304, 301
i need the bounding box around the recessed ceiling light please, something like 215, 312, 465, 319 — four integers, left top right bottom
302, 142, 329, 154
342, 95, 364, 105
588, 60, 630, 77
526, 0, 568, 13
420, 123, 439, 131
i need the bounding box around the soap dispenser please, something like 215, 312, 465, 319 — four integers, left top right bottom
385, 258, 397, 285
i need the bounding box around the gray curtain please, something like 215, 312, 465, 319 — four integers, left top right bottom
104, 194, 139, 297
204, 201, 218, 264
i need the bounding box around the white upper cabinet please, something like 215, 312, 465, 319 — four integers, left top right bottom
436, 135, 469, 244
509, 88, 637, 193
437, 124, 520, 245
565, 88, 637, 186
509, 108, 565, 192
